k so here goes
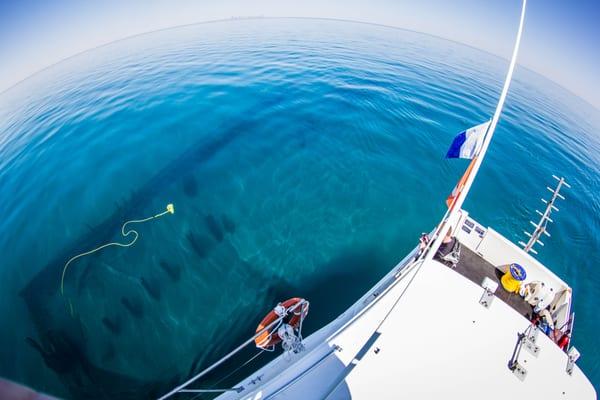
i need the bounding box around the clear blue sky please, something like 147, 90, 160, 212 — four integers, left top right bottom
1, 0, 598, 109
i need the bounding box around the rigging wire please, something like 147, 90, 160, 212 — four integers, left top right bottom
189, 350, 266, 400
157, 300, 308, 400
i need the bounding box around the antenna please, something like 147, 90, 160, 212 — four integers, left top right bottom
519, 175, 570, 255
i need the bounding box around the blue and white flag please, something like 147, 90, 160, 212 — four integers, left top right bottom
445, 120, 491, 159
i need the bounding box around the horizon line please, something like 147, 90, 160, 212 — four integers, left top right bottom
1, 15, 597, 112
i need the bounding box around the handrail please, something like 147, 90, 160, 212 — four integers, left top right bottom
157, 299, 309, 400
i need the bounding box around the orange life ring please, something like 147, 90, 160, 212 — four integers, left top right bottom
255, 298, 308, 349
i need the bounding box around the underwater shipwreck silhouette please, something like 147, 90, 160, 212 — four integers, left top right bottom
19, 99, 282, 398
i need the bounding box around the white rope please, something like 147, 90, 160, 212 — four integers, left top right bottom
259, 300, 309, 352
279, 301, 309, 354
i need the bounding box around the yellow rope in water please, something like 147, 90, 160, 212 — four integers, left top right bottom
60, 203, 175, 296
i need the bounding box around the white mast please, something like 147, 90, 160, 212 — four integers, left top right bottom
424, 0, 527, 260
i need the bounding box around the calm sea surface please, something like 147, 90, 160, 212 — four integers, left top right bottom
1, 19, 599, 399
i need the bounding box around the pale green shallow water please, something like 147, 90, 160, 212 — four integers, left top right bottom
0, 19, 599, 399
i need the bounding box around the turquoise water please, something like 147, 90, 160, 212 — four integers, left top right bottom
1, 19, 599, 398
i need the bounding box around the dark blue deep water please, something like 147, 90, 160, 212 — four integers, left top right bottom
1, 19, 599, 398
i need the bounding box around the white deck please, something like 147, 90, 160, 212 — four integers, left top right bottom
329, 259, 594, 399
214, 214, 595, 400
456, 211, 572, 327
